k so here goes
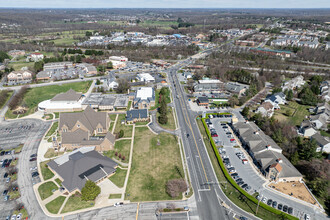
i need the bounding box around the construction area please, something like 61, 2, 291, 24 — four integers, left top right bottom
268, 182, 320, 208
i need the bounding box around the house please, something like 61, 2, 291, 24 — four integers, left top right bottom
8, 50, 25, 57
310, 113, 329, 130
38, 89, 83, 113
196, 97, 209, 107
133, 87, 155, 109
299, 120, 317, 138
126, 109, 149, 123
136, 73, 155, 83
282, 76, 305, 91
311, 133, 330, 153
232, 121, 302, 182
107, 78, 119, 90
250, 47, 292, 58
59, 106, 114, 151
256, 102, 274, 118
320, 81, 330, 102
264, 92, 286, 109
225, 82, 250, 97
26, 52, 44, 62
194, 79, 223, 93
6, 70, 33, 85
36, 71, 51, 82
47, 147, 117, 193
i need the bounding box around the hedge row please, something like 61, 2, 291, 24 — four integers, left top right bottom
201, 114, 298, 220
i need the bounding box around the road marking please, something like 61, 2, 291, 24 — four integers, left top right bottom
198, 189, 211, 192
175, 77, 210, 187
136, 202, 139, 220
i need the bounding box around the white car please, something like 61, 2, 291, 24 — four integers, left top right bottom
11, 215, 16, 220
304, 214, 310, 220
16, 213, 22, 220
114, 202, 123, 207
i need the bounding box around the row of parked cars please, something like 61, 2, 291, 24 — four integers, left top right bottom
1, 159, 13, 168
219, 148, 251, 192
0, 150, 15, 156
257, 195, 294, 215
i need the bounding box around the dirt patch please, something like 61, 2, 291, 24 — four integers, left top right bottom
269, 182, 319, 207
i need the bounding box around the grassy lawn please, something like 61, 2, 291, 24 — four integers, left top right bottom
109, 194, 122, 199
42, 114, 54, 120
320, 130, 330, 137
276, 101, 310, 126
104, 139, 131, 162
157, 107, 176, 130
40, 161, 55, 180
109, 168, 127, 188
109, 122, 114, 132
8, 62, 34, 71
196, 118, 284, 220
109, 114, 117, 121
6, 81, 92, 118
125, 127, 184, 201
13, 208, 28, 219
14, 144, 23, 154
45, 196, 66, 214
10, 173, 17, 181
0, 90, 13, 109
55, 178, 62, 186
38, 181, 58, 200
150, 88, 171, 110
61, 195, 94, 213
126, 101, 132, 111
46, 122, 58, 137
44, 148, 64, 158
114, 114, 133, 138
135, 121, 149, 126
8, 190, 20, 199
52, 38, 79, 46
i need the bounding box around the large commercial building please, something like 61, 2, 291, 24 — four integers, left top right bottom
232, 121, 302, 182
82, 93, 129, 111
193, 79, 223, 93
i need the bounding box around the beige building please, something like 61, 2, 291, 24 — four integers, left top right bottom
59, 106, 114, 152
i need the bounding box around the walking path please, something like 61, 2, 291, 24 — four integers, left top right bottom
111, 114, 119, 134
122, 124, 135, 201
148, 110, 180, 136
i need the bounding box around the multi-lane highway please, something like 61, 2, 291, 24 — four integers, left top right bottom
166, 53, 260, 220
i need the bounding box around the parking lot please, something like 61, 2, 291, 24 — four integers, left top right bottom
206, 115, 324, 219
0, 119, 51, 219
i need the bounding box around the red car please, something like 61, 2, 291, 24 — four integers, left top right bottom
211, 133, 218, 137
230, 139, 236, 142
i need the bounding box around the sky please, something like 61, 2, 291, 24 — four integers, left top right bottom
0, 0, 329, 8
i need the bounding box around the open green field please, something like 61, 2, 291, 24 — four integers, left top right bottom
114, 114, 133, 138
274, 101, 310, 126
104, 139, 131, 162
0, 90, 13, 109
150, 88, 171, 110
51, 38, 79, 46
109, 168, 127, 188
196, 118, 291, 220
8, 61, 34, 71
40, 161, 55, 180
45, 196, 66, 214
61, 195, 94, 213
125, 127, 184, 201
38, 181, 58, 200
6, 81, 92, 118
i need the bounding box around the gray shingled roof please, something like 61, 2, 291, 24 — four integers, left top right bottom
126, 109, 148, 121
61, 129, 115, 146
312, 132, 330, 146
48, 150, 117, 192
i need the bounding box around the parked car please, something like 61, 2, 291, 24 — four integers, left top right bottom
245, 186, 251, 191
16, 213, 22, 220
277, 204, 283, 211
2, 190, 8, 196
283, 205, 288, 212
235, 178, 242, 183
304, 214, 310, 220
241, 184, 248, 189
272, 201, 277, 208
4, 195, 9, 201
231, 173, 238, 177
262, 197, 267, 203
233, 175, 240, 180
31, 172, 39, 177
114, 202, 123, 207
6, 177, 10, 183
267, 199, 273, 206
29, 158, 37, 162
3, 172, 8, 178
237, 181, 244, 186
288, 207, 293, 215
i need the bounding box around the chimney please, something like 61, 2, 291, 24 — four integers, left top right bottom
266, 145, 271, 150
277, 158, 282, 163
254, 131, 259, 135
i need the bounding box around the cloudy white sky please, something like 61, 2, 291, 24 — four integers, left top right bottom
0, 0, 329, 8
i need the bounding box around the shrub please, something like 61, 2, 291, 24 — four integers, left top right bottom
166, 179, 187, 198
118, 129, 124, 138
81, 180, 101, 201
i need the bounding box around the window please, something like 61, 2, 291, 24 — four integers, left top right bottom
98, 128, 103, 132
77, 124, 80, 128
